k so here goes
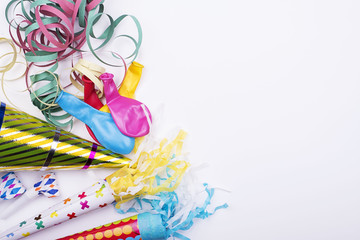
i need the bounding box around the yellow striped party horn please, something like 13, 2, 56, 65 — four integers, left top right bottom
0, 102, 130, 171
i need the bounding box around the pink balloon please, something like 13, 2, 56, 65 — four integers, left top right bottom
100, 73, 152, 138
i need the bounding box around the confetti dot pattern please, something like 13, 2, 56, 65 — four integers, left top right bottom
86, 235, 94, 240
58, 215, 141, 240
104, 230, 113, 238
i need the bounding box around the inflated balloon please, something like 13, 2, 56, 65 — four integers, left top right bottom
55, 91, 135, 154
83, 75, 103, 143
100, 73, 152, 138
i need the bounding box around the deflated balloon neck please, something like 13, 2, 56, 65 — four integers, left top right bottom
83, 75, 103, 110
131, 61, 144, 68
54, 90, 63, 104
99, 72, 115, 82
101, 72, 120, 102
130, 61, 144, 72
83, 75, 95, 87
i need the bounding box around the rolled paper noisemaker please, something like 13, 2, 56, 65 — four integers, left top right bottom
70, 59, 106, 100
58, 183, 228, 240
1, 172, 60, 219
0, 130, 189, 239
57, 213, 165, 240
100, 72, 152, 138
55, 91, 135, 154
0, 172, 26, 200
0, 102, 130, 171
0, 180, 115, 240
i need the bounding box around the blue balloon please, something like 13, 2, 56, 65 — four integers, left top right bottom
55, 91, 135, 154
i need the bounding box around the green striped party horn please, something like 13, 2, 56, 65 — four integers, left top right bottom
0, 102, 130, 171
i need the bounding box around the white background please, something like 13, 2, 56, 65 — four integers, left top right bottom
1, 0, 360, 239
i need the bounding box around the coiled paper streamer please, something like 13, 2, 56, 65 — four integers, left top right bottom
70, 59, 106, 99
5, 0, 142, 127
0, 37, 27, 108
29, 64, 74, 128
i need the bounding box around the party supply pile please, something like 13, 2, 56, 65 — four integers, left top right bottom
0, 0, 228, 239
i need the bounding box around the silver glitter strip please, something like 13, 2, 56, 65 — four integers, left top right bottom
41, 128, 61, 171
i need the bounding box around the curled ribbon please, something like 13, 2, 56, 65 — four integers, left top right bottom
6, 0, 102, 63
0, 37, 27, 108
70, 59, 106, 99
29, 66, 73, 128
0, 172, 26, 200
6, 0, 142, 127
6, 1, 142, 67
